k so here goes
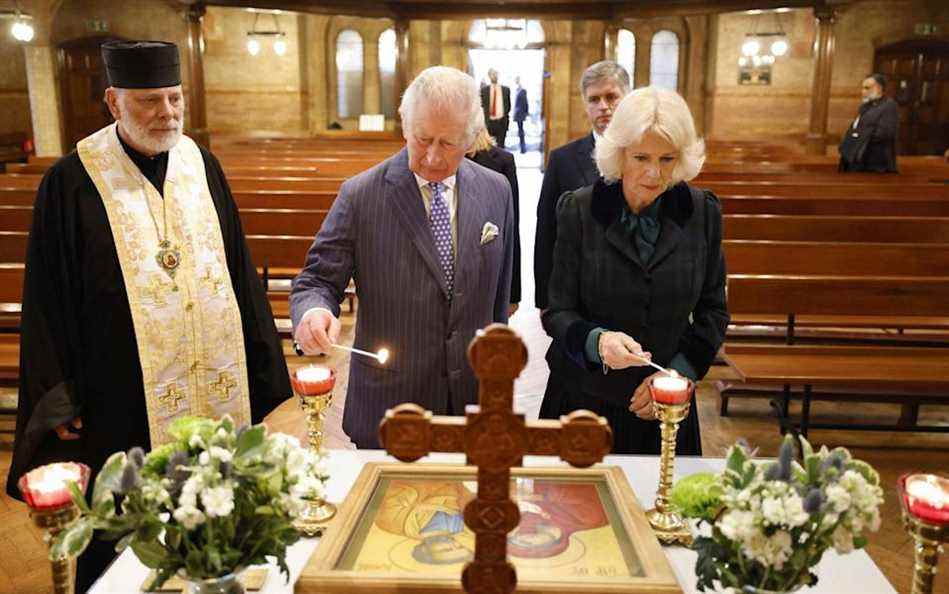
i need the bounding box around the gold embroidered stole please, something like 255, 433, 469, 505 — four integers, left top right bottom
77, 123, 251, 446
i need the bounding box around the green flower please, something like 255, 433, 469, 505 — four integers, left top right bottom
670, 472, 722, 521
141, 443, 178, 477
167, 416, 215, 447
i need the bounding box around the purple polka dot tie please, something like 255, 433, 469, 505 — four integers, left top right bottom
428, 181, 454, 299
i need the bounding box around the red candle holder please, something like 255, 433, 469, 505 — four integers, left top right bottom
18, 462, 90, 511
17, 462, 91, 594
898, 473, 949, 594
649, 374, 694, 405
291, 365, 336, 396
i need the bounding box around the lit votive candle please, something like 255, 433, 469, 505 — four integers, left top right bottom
902, 473, 949, 526
17, 462, 90, 511
650, 374, 692, 405
292, 365, 335, 396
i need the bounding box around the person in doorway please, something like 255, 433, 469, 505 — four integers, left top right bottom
513, 76, 529, 153
480, 68, 512, 148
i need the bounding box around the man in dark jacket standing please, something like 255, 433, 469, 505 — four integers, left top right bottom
534, 61, 630, 310
839, 73, 899, 173
513, 77, 529, 153
481, 68, 511, 148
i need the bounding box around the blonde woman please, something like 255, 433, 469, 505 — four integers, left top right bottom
539, 87, 729, 455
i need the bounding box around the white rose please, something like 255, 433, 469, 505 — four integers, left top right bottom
189, 434, 205, 449
173, 505, 206, 530
199, 451, 211, 465
719, 510, 756, 541
201, 484, 235, 518
826, 484, 852, 513
209, 446, 233, 463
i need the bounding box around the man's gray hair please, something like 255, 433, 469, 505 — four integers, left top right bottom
579, 60, 631, 97
399, 66, 485, 145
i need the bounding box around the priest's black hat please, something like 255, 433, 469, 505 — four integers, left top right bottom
101, 40, 181, 89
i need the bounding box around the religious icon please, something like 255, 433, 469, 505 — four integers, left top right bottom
299, 463, 682, 593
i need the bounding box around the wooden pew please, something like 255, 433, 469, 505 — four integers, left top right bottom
723, 274, 949, 434
723, 215, 949, 243
724, 240, 949, 276
721, 195, 949, 216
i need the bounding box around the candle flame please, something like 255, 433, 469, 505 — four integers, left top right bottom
377, 348, 390, 365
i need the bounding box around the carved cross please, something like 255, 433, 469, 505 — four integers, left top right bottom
210, 372, 237, 402
158, 384, 185, 414
379, 324, 613, 594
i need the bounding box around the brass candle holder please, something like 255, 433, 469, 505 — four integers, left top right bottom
898, 474, 948, 594
290, 366, 337, 537
17, 462, 91, 594
645, 375, 694, 546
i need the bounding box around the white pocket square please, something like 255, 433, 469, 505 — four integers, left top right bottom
481, 222, 499, 245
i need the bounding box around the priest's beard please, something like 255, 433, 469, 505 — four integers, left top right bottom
118, 115, 182, 155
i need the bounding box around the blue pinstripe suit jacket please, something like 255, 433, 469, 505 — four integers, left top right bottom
290, 149, 515, 448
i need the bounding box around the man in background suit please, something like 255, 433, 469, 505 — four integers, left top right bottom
291, 66, 515, 448
481, 68, 511, 148
839, 73, 899, 173
513, 76, 529, 153
534, 60, 630, 310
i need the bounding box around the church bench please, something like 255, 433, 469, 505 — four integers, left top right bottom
697, 171, 934, 184
703, 181, 949, 200
240, 208, 327, 236
723, 215, 949, 243
232, 190, 337, 210
724, 240, 949, 276
0, 172, 347, 194
0, 334, 19, 385
722, 274, 949, 430
721, 343, 949, 436
720, 194, 949, 216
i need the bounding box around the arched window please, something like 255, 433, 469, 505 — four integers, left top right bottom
378, 28, 397, 119
336, 29, 364, 118
650, 30, 679, 91
617, 29, 636, 85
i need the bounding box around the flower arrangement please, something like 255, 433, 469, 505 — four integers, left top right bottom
51, 416, 328, 589
669, 434, 884, 592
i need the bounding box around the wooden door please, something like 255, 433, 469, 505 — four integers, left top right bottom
875, 39, 949, 155
59, 36, 120, 149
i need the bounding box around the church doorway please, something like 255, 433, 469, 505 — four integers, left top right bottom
874, 39, 949, 156
467, 19, 546, 165
58, 36, 119, 150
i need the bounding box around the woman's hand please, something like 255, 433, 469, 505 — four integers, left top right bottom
598, 331, 652, 370
629, 371, 665, 420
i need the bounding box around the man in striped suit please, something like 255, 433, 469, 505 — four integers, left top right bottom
291, 66, 516, 448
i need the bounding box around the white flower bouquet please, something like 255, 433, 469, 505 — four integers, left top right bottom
669, 434, 884, 592
51, 416, 328, 589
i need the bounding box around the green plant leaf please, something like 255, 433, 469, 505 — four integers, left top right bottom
130, 539, 168, 568
235, 425, 266, 458
49, 518, 93, 560
92, 452, 127, 507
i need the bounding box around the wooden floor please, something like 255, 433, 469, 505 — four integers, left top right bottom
1, 161, 947, 593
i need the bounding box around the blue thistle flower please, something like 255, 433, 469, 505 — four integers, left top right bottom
803, 488, 825, 513
118, 463, 141, 493
128, 447, 145, 469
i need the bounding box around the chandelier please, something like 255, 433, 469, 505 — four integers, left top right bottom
484, 19, 528, 50
738, 8, 789, 68
1, 1, 34, 43
246, 10, 287, 56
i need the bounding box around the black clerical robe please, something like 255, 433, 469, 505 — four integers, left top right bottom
6, 141, 291, 499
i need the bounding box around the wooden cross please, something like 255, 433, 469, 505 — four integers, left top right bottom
378, 324, 613, 594
210, 372, 237, 402
158, 384, 185, 414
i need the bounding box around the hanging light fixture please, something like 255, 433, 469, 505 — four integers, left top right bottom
741, 38, 760, 56
245, 10, 287, 56
770, 38, 789, 57
740, 9, 789, 68
2, 3, 34, 43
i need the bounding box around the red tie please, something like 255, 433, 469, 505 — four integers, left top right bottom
491, 86, 497, 118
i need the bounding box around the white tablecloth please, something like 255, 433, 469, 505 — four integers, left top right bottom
90, 450, 896, 594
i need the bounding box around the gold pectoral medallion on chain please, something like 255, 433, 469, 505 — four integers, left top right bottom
156, 240, 182, 278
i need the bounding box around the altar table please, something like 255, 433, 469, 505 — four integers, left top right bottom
89, 449, 896, 594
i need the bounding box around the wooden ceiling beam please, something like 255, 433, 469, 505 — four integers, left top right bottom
203, 0, 845, 20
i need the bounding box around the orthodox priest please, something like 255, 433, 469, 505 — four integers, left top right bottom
6, 41, 291, 591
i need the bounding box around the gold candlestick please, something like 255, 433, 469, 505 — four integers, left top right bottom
33, 504, 80, 594
291, 367, 337, 537
899, 474, 948, 594
646, 376, 694, 546
17, 462, 91, 594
